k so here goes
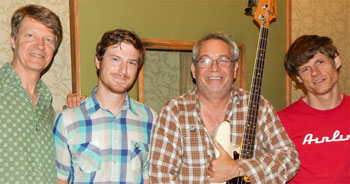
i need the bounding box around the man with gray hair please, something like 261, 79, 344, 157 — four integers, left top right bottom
149, 32, 299, 183
0, 4, 62, 183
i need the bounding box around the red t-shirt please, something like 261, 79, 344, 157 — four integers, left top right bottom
278, 95, 350, 184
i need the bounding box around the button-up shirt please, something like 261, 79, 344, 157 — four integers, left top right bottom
149, 87, 300, 183
54, 87, 157, 183
0, 62, 57, 183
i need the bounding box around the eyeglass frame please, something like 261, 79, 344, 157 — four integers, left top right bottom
194, 55, 234, 69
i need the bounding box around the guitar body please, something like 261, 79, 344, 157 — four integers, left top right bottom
212, 121, 250, 184
213, 121, 237, 158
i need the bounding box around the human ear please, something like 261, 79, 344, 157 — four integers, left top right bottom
191, 63, 196, 80
296, 75, 303, 84
233, 62, 238, 78
10, 34, 16, 50
95, 57, 101, 69
333, 54, 342, 70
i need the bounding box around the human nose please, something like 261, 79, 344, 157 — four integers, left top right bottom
117, 60, 128, 74
310, 66, 320, 76
209, 59, 219, 71
36, 37, 45, 50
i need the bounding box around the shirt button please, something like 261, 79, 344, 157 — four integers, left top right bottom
134, 143, 140, 149
190, 126, 196, 132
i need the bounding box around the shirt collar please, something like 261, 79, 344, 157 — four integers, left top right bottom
192, 85, 242, 118
84, 86, 138, 116
0, 62, 52, 103
0, 62, 23, 91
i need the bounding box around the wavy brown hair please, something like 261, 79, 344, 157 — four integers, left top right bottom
285, 35, 339, 77
95, 29, 145, 76
11, 4, 62, 52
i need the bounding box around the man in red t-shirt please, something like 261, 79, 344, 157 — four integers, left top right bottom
278, 35, 350, 183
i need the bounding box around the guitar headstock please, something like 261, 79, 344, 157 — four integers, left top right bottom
248, 0, 277, 27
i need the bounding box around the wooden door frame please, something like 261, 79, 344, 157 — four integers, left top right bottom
286, 0, 292, 106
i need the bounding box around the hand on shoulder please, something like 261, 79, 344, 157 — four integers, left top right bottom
62, 93, 87, 110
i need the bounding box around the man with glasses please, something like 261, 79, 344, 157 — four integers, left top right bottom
149, 32, 299, 183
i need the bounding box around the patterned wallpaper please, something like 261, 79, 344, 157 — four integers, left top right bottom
144, 51, 194, 113
291, 0, 350, 102
0, 0, 71, 114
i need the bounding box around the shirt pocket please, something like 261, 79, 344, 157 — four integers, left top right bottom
127, 141, 149, 183
128, 140, 149, 180
72, 141, 101, 173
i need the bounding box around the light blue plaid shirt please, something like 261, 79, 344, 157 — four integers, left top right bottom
54, 87, 157, 183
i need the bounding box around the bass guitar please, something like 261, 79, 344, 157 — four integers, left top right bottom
212, 0, 277, 183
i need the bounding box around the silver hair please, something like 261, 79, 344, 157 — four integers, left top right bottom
192, 32, 239, 63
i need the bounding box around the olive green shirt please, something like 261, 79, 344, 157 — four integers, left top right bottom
0, 62, 57, 183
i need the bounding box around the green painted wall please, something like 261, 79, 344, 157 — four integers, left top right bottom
78, 0, 286, 110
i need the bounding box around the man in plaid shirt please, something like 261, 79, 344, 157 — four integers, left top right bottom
54, 29, 157, 184
149, 32, 300, 183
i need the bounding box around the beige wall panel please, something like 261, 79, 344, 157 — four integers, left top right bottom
291, 0, 350, 102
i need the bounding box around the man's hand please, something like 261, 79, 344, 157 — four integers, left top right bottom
57, 179, 69, 184
208, 142, 240, 183
62, 93, 87, 110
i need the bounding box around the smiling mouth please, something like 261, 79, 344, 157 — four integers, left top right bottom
112, 75, 129, 82
313, 78, 325, 85
30, 53, 44, 58
207, 76, 222, 80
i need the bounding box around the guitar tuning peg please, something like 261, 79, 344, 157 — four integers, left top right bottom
248, 0, 256, 6
245, 8, 253, 15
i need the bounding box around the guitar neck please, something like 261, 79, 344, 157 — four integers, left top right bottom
240, 26, 270, 159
